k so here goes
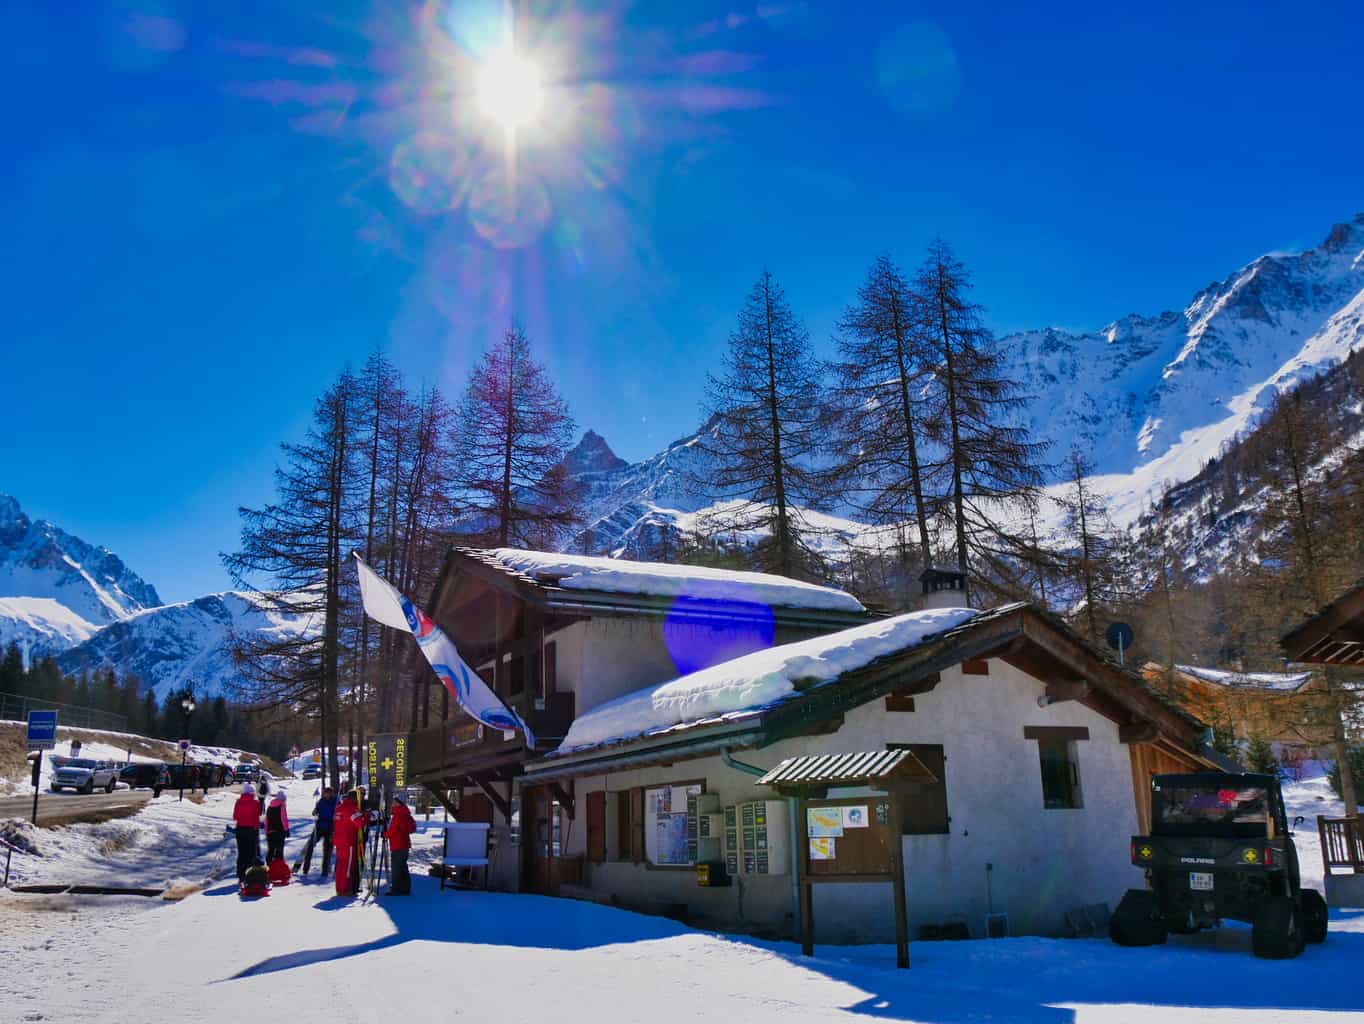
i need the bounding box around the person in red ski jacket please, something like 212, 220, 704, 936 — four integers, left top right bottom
331, 790, 367, 896
231, 784, 263, 883
265, 788, 290, 863
384, 792, 418, 896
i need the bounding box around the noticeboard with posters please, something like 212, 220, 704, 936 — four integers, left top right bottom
803, 796, 896, 878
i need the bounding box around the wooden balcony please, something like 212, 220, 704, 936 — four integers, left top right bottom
408, 692, 576, 785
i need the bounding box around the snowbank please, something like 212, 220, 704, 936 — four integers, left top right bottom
488, 548, 866, 613
1176, 664, 1314, 692
558, 606, 980, 753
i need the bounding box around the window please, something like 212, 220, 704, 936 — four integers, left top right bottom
643, 782, 704, 866
1037, 739, 1083, 809
888, 744, 949, 835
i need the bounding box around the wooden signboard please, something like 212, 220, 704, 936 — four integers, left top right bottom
803, 796, 896, 878
795, 789, 909, 968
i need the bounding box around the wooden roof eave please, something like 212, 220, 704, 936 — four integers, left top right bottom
1015, 610, 1206, 750
1281, 581, 1364, 664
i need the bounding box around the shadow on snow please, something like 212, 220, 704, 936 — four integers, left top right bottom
224, 883, 1364, 1022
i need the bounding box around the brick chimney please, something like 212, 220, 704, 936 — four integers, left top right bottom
918, 567, 970, 611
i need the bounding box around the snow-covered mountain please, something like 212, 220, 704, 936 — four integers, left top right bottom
0, 596, 101, 664
566, 213, 1364, 563
56, 590, 317, 703
1009, 214, 1364, 525
0, 494, 162, 663
0, 494, 161, 624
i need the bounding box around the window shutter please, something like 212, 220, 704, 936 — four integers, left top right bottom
586, 791, 607, 863
891, 743, 950, 835
629, 787, 645, 863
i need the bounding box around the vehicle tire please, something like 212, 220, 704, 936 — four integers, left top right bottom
1111, 889, 1168, 947
1300, 890, 1328, 944
106, 779, 116, 793
1252, 895, 1302, 959
80, 780, 94, 795
50, 785, 61, 793
1164, 915, 1199, 935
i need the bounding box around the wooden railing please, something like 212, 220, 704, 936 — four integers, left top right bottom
1318, 816, 1364, 875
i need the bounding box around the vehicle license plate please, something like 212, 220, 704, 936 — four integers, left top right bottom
1189, 872, 1214, 891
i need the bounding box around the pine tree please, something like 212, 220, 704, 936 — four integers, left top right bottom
1210, 717, 1243, 768
225, 371, 358, 790
1245, 733, 1281, 777
1056, 449, 1121, 643
141, 691, 158, 736
0, 642, 22, 694
828, 255, 940, 573
700, 271, 828, 579
455, 326, 579, 549
914, 240, 1048, 599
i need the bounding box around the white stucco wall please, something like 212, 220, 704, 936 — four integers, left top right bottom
550, 617, 809, 717
558, 658, 1142, 941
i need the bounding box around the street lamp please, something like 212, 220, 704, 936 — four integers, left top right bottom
178, 693, 196, 802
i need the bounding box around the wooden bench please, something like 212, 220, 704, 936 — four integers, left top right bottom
1317, 815, 1364, 907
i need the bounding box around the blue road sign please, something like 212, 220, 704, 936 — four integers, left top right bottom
26, 709, 58, 749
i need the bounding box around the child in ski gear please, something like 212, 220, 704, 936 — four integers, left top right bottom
265, 787, 290, 862
241, 863, 270, 899
267, 856, 292, 886
331, 789, 366, 896
154, 764, 170, 799
302, 786, 336, 876
384, 791, 417, 896
232, 783, 263, 883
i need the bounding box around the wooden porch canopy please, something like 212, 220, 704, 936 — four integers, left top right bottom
1281, 580, 1364, 666
756, 749, 938, 795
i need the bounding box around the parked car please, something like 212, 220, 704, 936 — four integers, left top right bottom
1112, 772, 1329, 959
233, 763, 261, 783
51, 758, 120, 794
119, 762, 161, 789
301, 762, 323, 780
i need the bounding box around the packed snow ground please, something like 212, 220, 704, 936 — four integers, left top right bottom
4, 776, 1362, 1024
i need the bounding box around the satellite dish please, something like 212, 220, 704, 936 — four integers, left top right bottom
1106, 622, 1135, 664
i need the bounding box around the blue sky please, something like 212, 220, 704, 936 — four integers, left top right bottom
3, 1, 1362, 603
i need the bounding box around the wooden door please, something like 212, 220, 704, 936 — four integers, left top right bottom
526, 786, 557, 894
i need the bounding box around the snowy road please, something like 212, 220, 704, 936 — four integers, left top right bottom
0, 789, 151, 827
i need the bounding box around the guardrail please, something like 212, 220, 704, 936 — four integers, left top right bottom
0, 691, 128, 734
1318, 815, 1363, 875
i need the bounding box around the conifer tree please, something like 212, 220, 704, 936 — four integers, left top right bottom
914, 240, 1047, 599
828, 255, 940, 574
455, 326, 579, 549
1056, 449, 1121, 643
700, 271, 828, 579
225, 371, 358, 790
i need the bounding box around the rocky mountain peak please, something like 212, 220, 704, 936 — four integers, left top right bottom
564, 430, 628, 476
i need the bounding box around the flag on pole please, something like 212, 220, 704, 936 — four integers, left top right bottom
353, 553, 536, 749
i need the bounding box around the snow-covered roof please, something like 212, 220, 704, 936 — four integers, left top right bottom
484, 548, 866, 614
1176, 664, 1314, 693
555, 606, 979, 754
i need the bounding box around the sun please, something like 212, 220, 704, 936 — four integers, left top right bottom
476, 46, 543, 131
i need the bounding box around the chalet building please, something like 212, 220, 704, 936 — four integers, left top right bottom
516, 577, 1222, 941
1141, 663, 1326, 753
405, 547, 870, 890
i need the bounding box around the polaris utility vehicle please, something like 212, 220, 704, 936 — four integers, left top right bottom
1112, 772, 1328, 958
50, 758, 119, 794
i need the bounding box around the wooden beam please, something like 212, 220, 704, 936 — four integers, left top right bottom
552, 780, 576, 820
1044, 680, 1091, 703
469, 772, 513, 824
1119, 720, 1159, 744
1023, 725, 1090, 742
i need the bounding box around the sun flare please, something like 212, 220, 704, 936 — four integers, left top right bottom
476, 46, 543, 131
